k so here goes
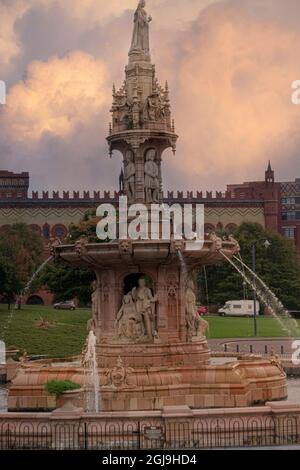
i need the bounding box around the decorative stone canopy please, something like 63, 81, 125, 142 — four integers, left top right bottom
107, 0, 178, 204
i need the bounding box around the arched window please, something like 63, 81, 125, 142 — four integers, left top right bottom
225, 223, 238, 234
51, 224, 68, 240
26, 295, 44, 306
204, 223, 215, 235
42, 224, 50, 239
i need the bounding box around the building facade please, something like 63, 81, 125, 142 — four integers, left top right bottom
228, 162, 300, 259
0, 165, 298, 305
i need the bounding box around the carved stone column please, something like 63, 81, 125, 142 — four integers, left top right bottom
134, 146, 145, 203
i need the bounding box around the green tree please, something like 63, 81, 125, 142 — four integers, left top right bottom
42, 260, 95, 306
0, 251, 22, 309
0, 224, 44, 308
197, 223, 300, 311
41, 210, 99, 305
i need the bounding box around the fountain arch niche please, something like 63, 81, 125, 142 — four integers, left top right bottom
9, 1, 287, 412
123, 273, 153, 295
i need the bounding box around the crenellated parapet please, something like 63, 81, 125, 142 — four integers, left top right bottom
163, 189, 263, 202
18, 188, 264, 203
29, 190, 120, 202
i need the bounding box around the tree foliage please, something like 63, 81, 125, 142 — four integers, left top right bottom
197, 223, 300, 311
41, 260, 95, 306
41, 210, 98, 305
0, 224, 44, 306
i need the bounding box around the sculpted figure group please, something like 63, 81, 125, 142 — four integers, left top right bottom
88, 275, 209, 344
115, 277, 157, 343
123, 148, 160, 203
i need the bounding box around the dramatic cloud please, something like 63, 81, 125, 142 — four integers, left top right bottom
0, 51, 116, 190
3, 52, 109, 141
0, 0, 300, 192
167, 2, 300, 188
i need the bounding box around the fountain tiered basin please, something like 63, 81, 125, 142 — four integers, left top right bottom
8, 236, 288, 412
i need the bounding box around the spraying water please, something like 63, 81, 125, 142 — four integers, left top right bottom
236, 253, 248, 300
233, 255, 289, 314
202, 266, 209, 307
83, 331, 100, 413
220, 250, 300, 337
233, 254, 300, 334
21, 256, 53, 297
0, 256, 53, 341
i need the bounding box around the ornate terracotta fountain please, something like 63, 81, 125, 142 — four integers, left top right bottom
8, 1, 287, 412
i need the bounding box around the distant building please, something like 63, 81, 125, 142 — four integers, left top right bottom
0, 171, 29, 200
280, 178, 300, 253
0, 163, 298, 305
228, 162, 300, 260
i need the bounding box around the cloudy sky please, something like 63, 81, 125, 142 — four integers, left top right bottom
0, 0, 300, 193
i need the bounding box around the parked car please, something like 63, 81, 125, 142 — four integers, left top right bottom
288, 310, 300, 319
218, 300, 260, 317
53, 301, 76, 311
197, 306, 208, 316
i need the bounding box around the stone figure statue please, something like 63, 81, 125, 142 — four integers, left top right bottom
199, 317, 209, 338
115, 293, 144, 342
132, 277, 157, 341
119, 167, 124, 194
87, 280, 101, 334
118, 97, 133, 125
144, 149, 160, 203
185, 278, 208, 341
124, 150, 136, 201
130, 0, 152, 54
143, 92, 166, 122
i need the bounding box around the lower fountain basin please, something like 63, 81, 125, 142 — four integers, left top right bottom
8, 357, 287, 412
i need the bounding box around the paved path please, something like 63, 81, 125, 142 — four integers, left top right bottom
208, 337, 300, 355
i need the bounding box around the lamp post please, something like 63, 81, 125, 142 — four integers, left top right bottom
251, 239, 271, 337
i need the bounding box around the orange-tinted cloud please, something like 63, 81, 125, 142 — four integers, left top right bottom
166, 2, 300, 188
3, 51, 110, 141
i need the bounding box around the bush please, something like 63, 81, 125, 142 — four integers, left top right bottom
45, 380, 81, 398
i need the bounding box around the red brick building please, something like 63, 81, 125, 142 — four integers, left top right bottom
228, 162, 300, 259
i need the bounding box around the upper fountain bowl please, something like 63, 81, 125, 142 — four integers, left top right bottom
52, 234, 240, 270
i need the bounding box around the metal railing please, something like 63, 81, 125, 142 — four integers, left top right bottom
0, 414, 298, 450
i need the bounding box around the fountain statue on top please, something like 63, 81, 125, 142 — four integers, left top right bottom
130, 0, 152, 59
8, 1, 287, 413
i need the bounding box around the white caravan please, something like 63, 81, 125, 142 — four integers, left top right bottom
218, 300, 260, 317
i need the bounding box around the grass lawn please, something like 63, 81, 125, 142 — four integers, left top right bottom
0, 305, 91, 358
1, 305, 299, 358
207, 315, 300, 339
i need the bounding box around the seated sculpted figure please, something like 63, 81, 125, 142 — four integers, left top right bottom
115, 293, 144, 342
